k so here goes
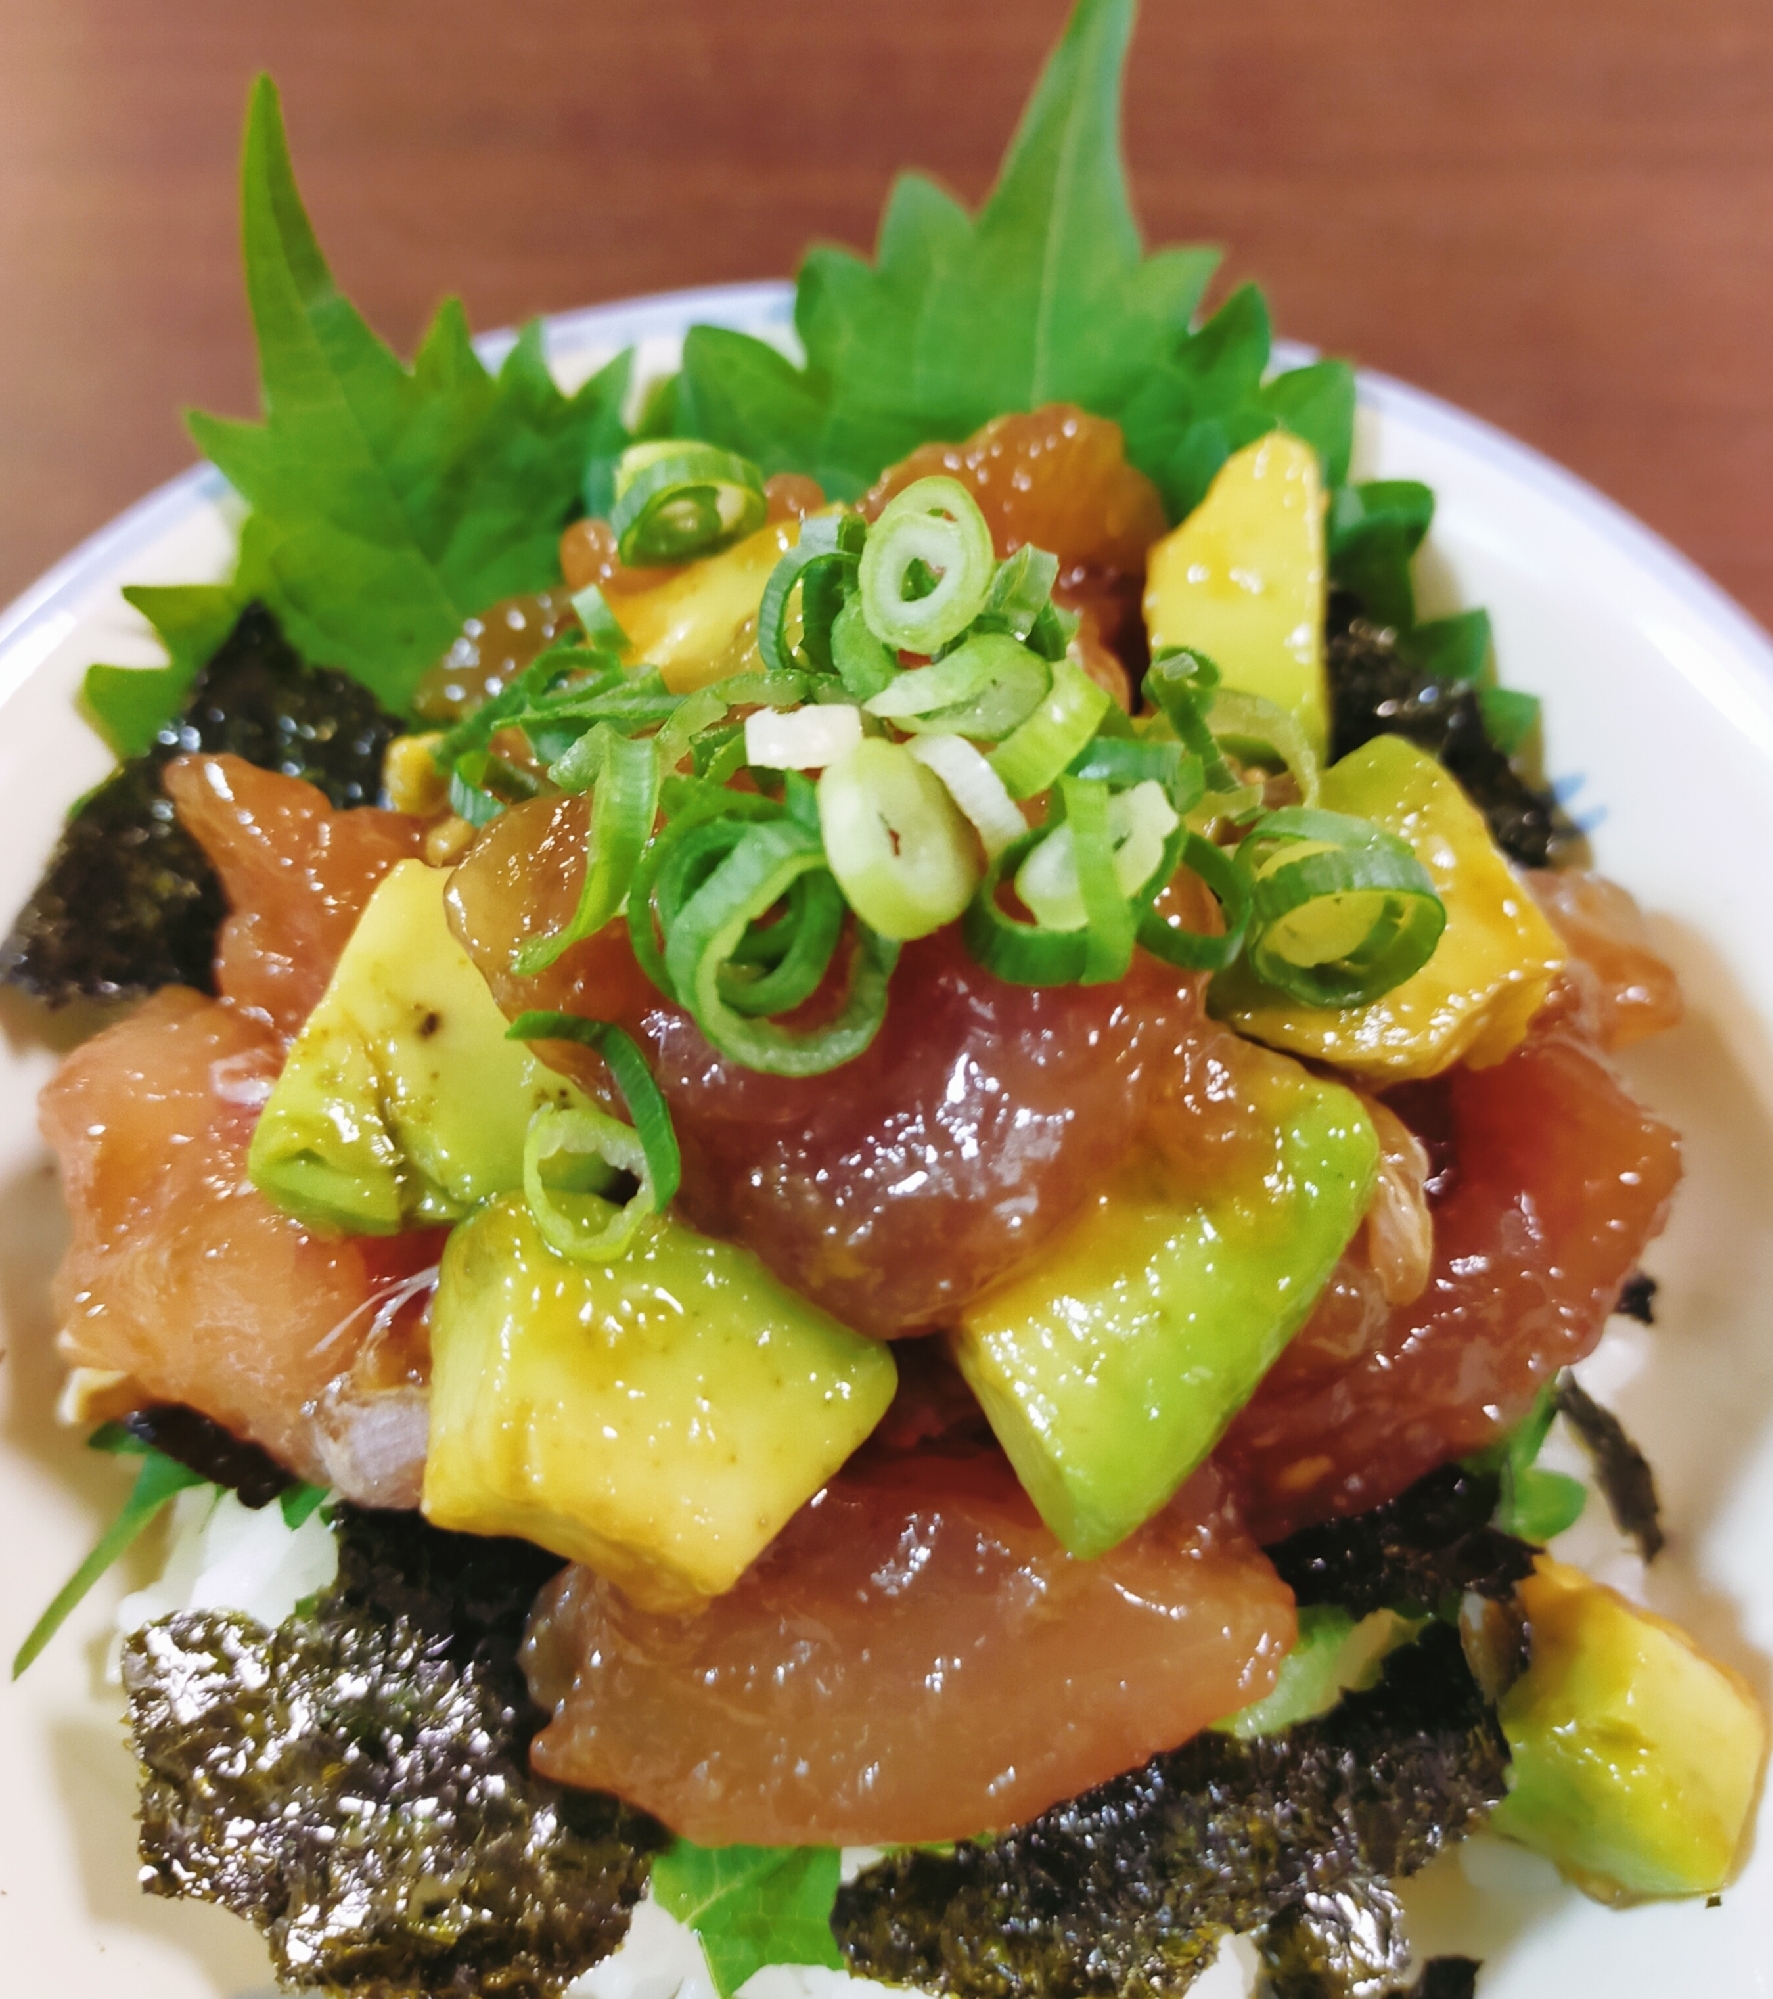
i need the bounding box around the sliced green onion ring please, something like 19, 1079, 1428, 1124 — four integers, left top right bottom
865, 631, 1049, 741
716, 868, 846, 1018
653, 684, 731, 770
818, 737, 982, 940
666, 817, 899, 1075
907, 733, 1027, 859
988, 656, 1113, 800
1234, 806, 1446, 1006
1016, 779, 1180, 933
963, 829, 1090, 986
610, 443, 766, 566
831, 595, 899, 700
506, 1011, 682, 1211
744, 703, 864, 772
513, 727, 659, 975
713, 669, 809, 709
1067, 732, 1207, 815
1144, 647, 1244, 795
522, 1104, 655, 1261
1058, 776, 1138, 984
437, 641, 608, 767
571, 583, 633, 656
1208, 687, 1321, 806
626, 787, 778, 1000
1136, 829, 1251, 972
857, 476, 996, 654
979, 544, 1061, 641
757, 514, 861, 677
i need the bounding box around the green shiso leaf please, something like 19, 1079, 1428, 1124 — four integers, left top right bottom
678, 0, 1349, 515
173, 75, 629, 719
651, 1839, 845, 1999
1328, 478, 1436, 630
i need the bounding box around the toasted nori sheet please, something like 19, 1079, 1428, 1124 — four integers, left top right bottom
1405, 1961, 1481, 1999
1265, 1463, 1539, 1622
1553, 1374, 1665, 1562
2, 603, 402, 1005
122, 1507, 665, 1999
1324, 591, 1576, 870
1615, 1271, 1658, 1325
1256, 1879, 1483, 1998
833, 1623, 1508, 1999
123, 1403, 295, 1511
1253, 1878, 1412, 1996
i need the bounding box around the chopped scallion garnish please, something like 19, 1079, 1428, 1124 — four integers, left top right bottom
818, 738, 983, 941
609, 442, 766, 566
857, 477, 996, 655
1232, 806, 1446, 1007
512, 727, 659, 975
664, 817, 898, 1075
864, 631, 1049, 741
987, 656, 1113, 800
505, 1012, 682, 1212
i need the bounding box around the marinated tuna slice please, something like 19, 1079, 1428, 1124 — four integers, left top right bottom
1217, 1026, 1681, 1542
451, 795, 1215, 1337
522, 1451, 1294, 1847
41, 986, 440, 1480
1528, 867, 1684, 1051
164, 752, 424, 1040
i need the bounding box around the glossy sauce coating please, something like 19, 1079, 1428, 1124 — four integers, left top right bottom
449, 794, 1219, 1337
523, 1447, 1293, 1846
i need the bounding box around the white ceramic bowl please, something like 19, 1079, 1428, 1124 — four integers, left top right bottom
1, 281, 1769, 1998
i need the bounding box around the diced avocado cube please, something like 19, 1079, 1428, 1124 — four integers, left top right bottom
1212, 733, 1567, 1079
248, 858, 590, 1233
1492, 1559, 1768, 1898
422, 1195, 898, 1609
952, 1054, 1376, 1558
615, 519, 801, 693
1142, 432, 1329, 760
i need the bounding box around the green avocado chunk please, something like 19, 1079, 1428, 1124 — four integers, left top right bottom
1491, 1559, 1768, 1898
248, 858, 591, 1233
422, 1194, 898, 1611
952, 1046, 1377, 1558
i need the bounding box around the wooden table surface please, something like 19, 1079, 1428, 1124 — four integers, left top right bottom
2, 0, 1770, 630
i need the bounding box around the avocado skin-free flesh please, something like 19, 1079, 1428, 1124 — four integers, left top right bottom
249, 858, 590, 1233
1491, 1559, 1768, 1897
953, 1057, 1378, 1558
424, 1195, 898, 1612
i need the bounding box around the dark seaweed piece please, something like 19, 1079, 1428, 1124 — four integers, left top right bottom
123, 1404, 294, 1510
1552, 1375, 1665, 1561
1265, 1463, 1538, 1622
1615, 1272, 1658, 1325
3, 603, 403, 1006
123, 1507, 665, 1999
1403, 1963, 1480, 1999
1323, 592, 1576, 870
835, 1624, 1508, 1999
1253, 1878, 1410, 1996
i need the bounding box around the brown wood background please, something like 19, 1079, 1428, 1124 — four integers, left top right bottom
2, 0, 1770, 626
